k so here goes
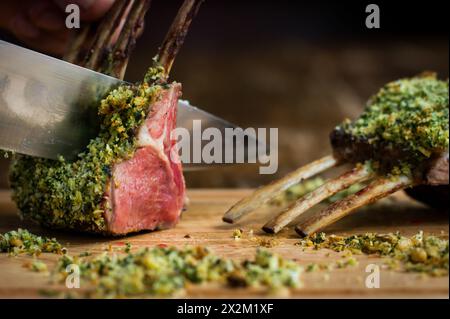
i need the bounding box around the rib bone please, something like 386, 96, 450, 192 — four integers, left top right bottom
84, 0, 132, 72
263, 164, 374, 234
106, 0, 152, 78
64, 26, 91, 64
63, 0, 144, 78
157, 0, 205, 79
295, 175, 413, 237
222, 155, 339, 223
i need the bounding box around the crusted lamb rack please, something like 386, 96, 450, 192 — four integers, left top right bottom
10, 0, 204, 235
223, 73, 449, 236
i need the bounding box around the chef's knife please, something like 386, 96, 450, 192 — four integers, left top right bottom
0, 40, 262, 168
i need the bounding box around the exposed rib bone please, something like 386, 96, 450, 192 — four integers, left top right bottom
64, 25, 91, 63
106, 0, 152, 78
157, 0, 204, 79
63, 0, 146, 78
295, 175, 413, 237
263, 164, 374, 234
222, 155, 339, 224
84, 0, 131, 72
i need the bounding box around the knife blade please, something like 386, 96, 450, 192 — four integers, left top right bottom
0, 40, 261, 168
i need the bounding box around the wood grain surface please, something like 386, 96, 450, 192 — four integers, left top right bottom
0, 189, 448, 298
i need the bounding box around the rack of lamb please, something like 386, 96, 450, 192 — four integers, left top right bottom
223, 73, 449, 236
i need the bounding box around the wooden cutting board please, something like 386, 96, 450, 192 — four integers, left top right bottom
0, 189, 448, 298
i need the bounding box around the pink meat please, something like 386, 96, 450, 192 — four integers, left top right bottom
103, 83, 185, 235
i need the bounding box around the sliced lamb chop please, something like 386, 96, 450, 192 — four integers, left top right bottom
223, 73, 448, 236
104, 83, 185, 234
100, 0, 203, 234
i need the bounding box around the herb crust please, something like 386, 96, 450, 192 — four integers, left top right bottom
337, 73, 449, 168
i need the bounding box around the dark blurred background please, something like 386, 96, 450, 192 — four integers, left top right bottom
1, 0, 448, 188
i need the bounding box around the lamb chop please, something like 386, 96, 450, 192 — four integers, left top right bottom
223, 73, 449, 236
9, 0, 204, 235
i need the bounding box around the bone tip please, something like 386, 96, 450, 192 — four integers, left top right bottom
262, 225, 276, 234
295, 226, 309, 238
222, 216, 235, 224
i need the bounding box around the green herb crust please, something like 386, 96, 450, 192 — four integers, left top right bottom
337, 73, 449, 167
0, 228, 65, 256
9, 67, 164, 233
54, 246, 301, 297
298, 231, 449, 276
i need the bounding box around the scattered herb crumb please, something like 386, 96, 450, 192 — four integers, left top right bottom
53, 246, 302, 298
305, 256, 358, 273
305, 263, 329, 273
233, 229, 243, 240
24, 260, 48, 272
297, 231, 448, 276
336, 257, 359, 269
78, 251, 91, 257
231, 229, 279, 248
250, 236, 280, 248
0, 229, 65, 256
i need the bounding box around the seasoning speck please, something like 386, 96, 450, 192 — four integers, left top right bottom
52, 246, 302, 298
297, 231, 449, 276
0, 229, 65, 256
